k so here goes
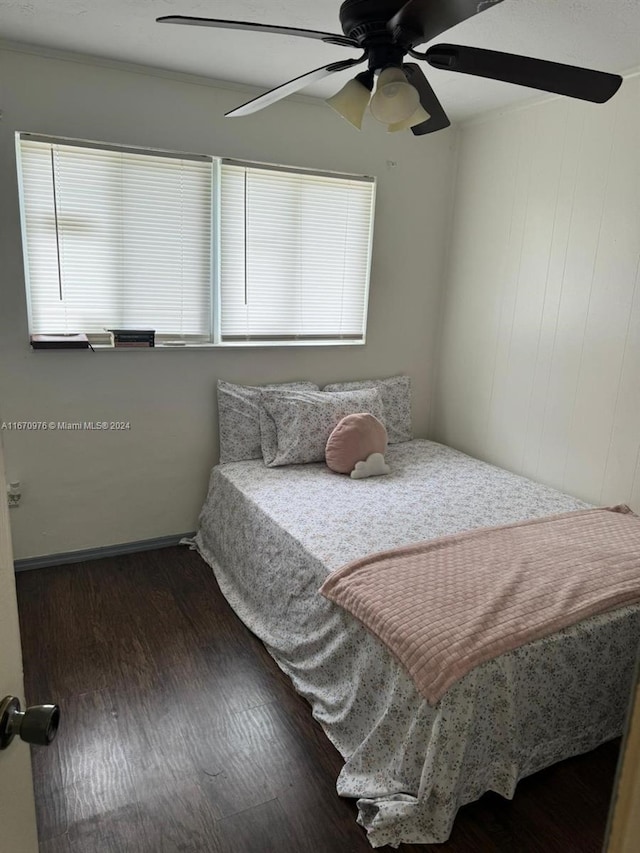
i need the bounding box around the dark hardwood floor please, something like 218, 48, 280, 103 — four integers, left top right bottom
16, 547, 619, 852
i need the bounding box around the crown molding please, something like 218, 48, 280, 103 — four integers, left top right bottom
460, 62, 640, 129
0, 37, 325, 109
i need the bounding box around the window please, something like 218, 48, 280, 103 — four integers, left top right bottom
17, 135, 376, 346
219, 162, 375, 342
17, 136, 213, 345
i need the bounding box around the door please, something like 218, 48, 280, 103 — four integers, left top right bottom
0, 433, 39, 851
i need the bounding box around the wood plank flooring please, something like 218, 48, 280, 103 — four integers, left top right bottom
16, 547, 620, 852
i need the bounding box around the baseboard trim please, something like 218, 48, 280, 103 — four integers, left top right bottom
13, 533, 196, 572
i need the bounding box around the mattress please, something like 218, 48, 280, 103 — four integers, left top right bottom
191, 439, 640, 847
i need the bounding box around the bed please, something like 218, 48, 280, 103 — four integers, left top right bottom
190, 438, 640, 848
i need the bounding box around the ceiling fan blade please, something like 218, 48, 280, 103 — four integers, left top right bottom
389, 0, 505, 48
402, 64, 451, 135
426, 44, 623, 103
226, 56, 367, 118
156, 15, 357, 48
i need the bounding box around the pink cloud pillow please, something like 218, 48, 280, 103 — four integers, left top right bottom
325, 413, 388, 475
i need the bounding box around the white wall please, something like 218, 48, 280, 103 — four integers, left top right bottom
0, 45, 456, 559
432, 73, 640, 511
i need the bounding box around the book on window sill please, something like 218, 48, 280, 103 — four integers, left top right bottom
108, 329, 155, 347
30, 333, 90, 350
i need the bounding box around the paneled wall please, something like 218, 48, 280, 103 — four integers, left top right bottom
432, 74, 640, 510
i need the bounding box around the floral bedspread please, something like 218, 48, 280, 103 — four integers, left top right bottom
191, 440, 640, 847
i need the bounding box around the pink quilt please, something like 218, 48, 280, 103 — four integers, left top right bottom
320, 505, 640, 705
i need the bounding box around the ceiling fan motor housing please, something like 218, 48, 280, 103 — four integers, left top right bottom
339, 0, 413, 70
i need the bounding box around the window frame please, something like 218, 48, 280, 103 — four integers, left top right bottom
16, 133, 376, 349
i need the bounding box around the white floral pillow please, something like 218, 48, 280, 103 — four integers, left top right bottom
217, 380, 319, 463
259, 387, 385, 467
322, 375, 412, 444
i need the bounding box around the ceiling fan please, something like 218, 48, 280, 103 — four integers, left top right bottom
157, 0, 623, 136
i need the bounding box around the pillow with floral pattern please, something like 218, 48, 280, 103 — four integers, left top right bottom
259, 387, 385, 467
217, 379, 319, 463
322, 375, 412, 444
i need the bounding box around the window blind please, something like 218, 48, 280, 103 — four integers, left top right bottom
219, 161, 375, 342
18, 137, 212, 342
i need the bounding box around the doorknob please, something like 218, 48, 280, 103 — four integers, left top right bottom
0, 695, 60, 750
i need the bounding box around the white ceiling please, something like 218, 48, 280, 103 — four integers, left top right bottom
2, 0, 640, 121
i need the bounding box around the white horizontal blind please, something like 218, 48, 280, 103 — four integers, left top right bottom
219, 162, 375, 342
18, 138, 212, 341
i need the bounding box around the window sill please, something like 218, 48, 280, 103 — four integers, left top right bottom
31, 340, 366, 351
106, 340, 366, 349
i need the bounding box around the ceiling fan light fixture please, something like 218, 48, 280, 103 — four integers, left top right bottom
326, 70, 374, 130
370, 66, 420, 124
387, 102, 431, 132
159, 2, 623, 137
